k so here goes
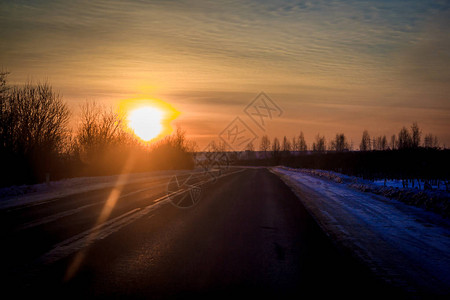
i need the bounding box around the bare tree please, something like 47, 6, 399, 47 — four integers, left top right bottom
150, 127, 195, 170
433, 135, 440, 149
168, 127, 195, 152
298, 131, 307, 151
282, 136, 291, 152
360, 130, 371, 151
424, 133, 439, 149
380, 135, 388, 150
260, 135, 270, 158
373, 135, 387, 150
424, 133, 432, 148
411, 122, 421, 148
398, 126, 412, 149
390, 134, 397, 150
291, 136, 298, 152
312, 134, 326, 152
1, 81, 70, 156
331, 133, 348, 152
272, 137, 281, 155
373, 137, 379, 150
75, 101, 125, 163
0, 80, 70, 183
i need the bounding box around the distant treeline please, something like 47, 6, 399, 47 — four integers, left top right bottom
0, 71, 194, 187
235, 119, 448, 182
250, 122, 442, 155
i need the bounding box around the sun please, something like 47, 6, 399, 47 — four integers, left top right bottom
121, 98, 180, 142
127, 106, 165, 141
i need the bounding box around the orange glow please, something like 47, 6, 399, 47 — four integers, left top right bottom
128, 106, 164, 141
119, 98, 180, 142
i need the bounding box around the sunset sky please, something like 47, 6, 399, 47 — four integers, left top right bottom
1, 0, 449, 149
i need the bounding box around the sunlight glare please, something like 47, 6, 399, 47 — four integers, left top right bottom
128, 106, 164, 141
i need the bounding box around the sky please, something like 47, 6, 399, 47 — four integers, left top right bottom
1, 0, 449, 149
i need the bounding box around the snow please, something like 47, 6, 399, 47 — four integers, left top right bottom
288, 168, 450, 218
372, 179, 447, 191
271, 166, 450, 296
0, 169, 194, 210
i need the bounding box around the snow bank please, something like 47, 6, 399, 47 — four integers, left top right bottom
280, 167, 450, 218
372, 179, 447, 191
272, 166, 450, 296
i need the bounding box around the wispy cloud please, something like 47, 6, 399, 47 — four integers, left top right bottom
1, 0, 449, 145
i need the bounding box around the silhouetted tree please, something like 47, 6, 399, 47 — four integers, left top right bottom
411, 122, 421, 148
380, 135, 388, 150
424, 133, 439, 149
2, 82, 69, 154
0, 80, 70, 182
373, 137, 379, 151
360, 130, 371, 151
372, 135, 388, 151
272, 137, 281, 160
74, 101, 124, 164
298, 131, 307, 151
390, 134, 397, 150
150, 128, 195, 170
349, 140, 354, 151
169, 127, 196, 152
331, 133, 348, 152
424, 134, 433, 148
291, 136, 298, 152
433, 135, 439, 148
398, 126, 412, 149
312, 134, 326, 152
260, 135, 270, 158
282, 136, 291, 152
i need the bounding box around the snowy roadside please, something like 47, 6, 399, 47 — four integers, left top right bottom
271, 166, 450, 297
0, 169, 195, 210
291, 168, 449, 218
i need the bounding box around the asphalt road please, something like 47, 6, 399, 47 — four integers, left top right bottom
0, 168, 402, 299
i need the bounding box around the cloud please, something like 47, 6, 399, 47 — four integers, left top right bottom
1, 0, 449, 146
396, 9, 450, 84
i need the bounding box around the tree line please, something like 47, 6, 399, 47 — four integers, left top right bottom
0, 71, 195, 186
251, 122, 441, 156
236, 120, 447, 184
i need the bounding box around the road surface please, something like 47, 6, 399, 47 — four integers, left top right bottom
0, 168, 402, 299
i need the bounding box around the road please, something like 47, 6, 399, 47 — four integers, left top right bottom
0, 168, 403, 299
